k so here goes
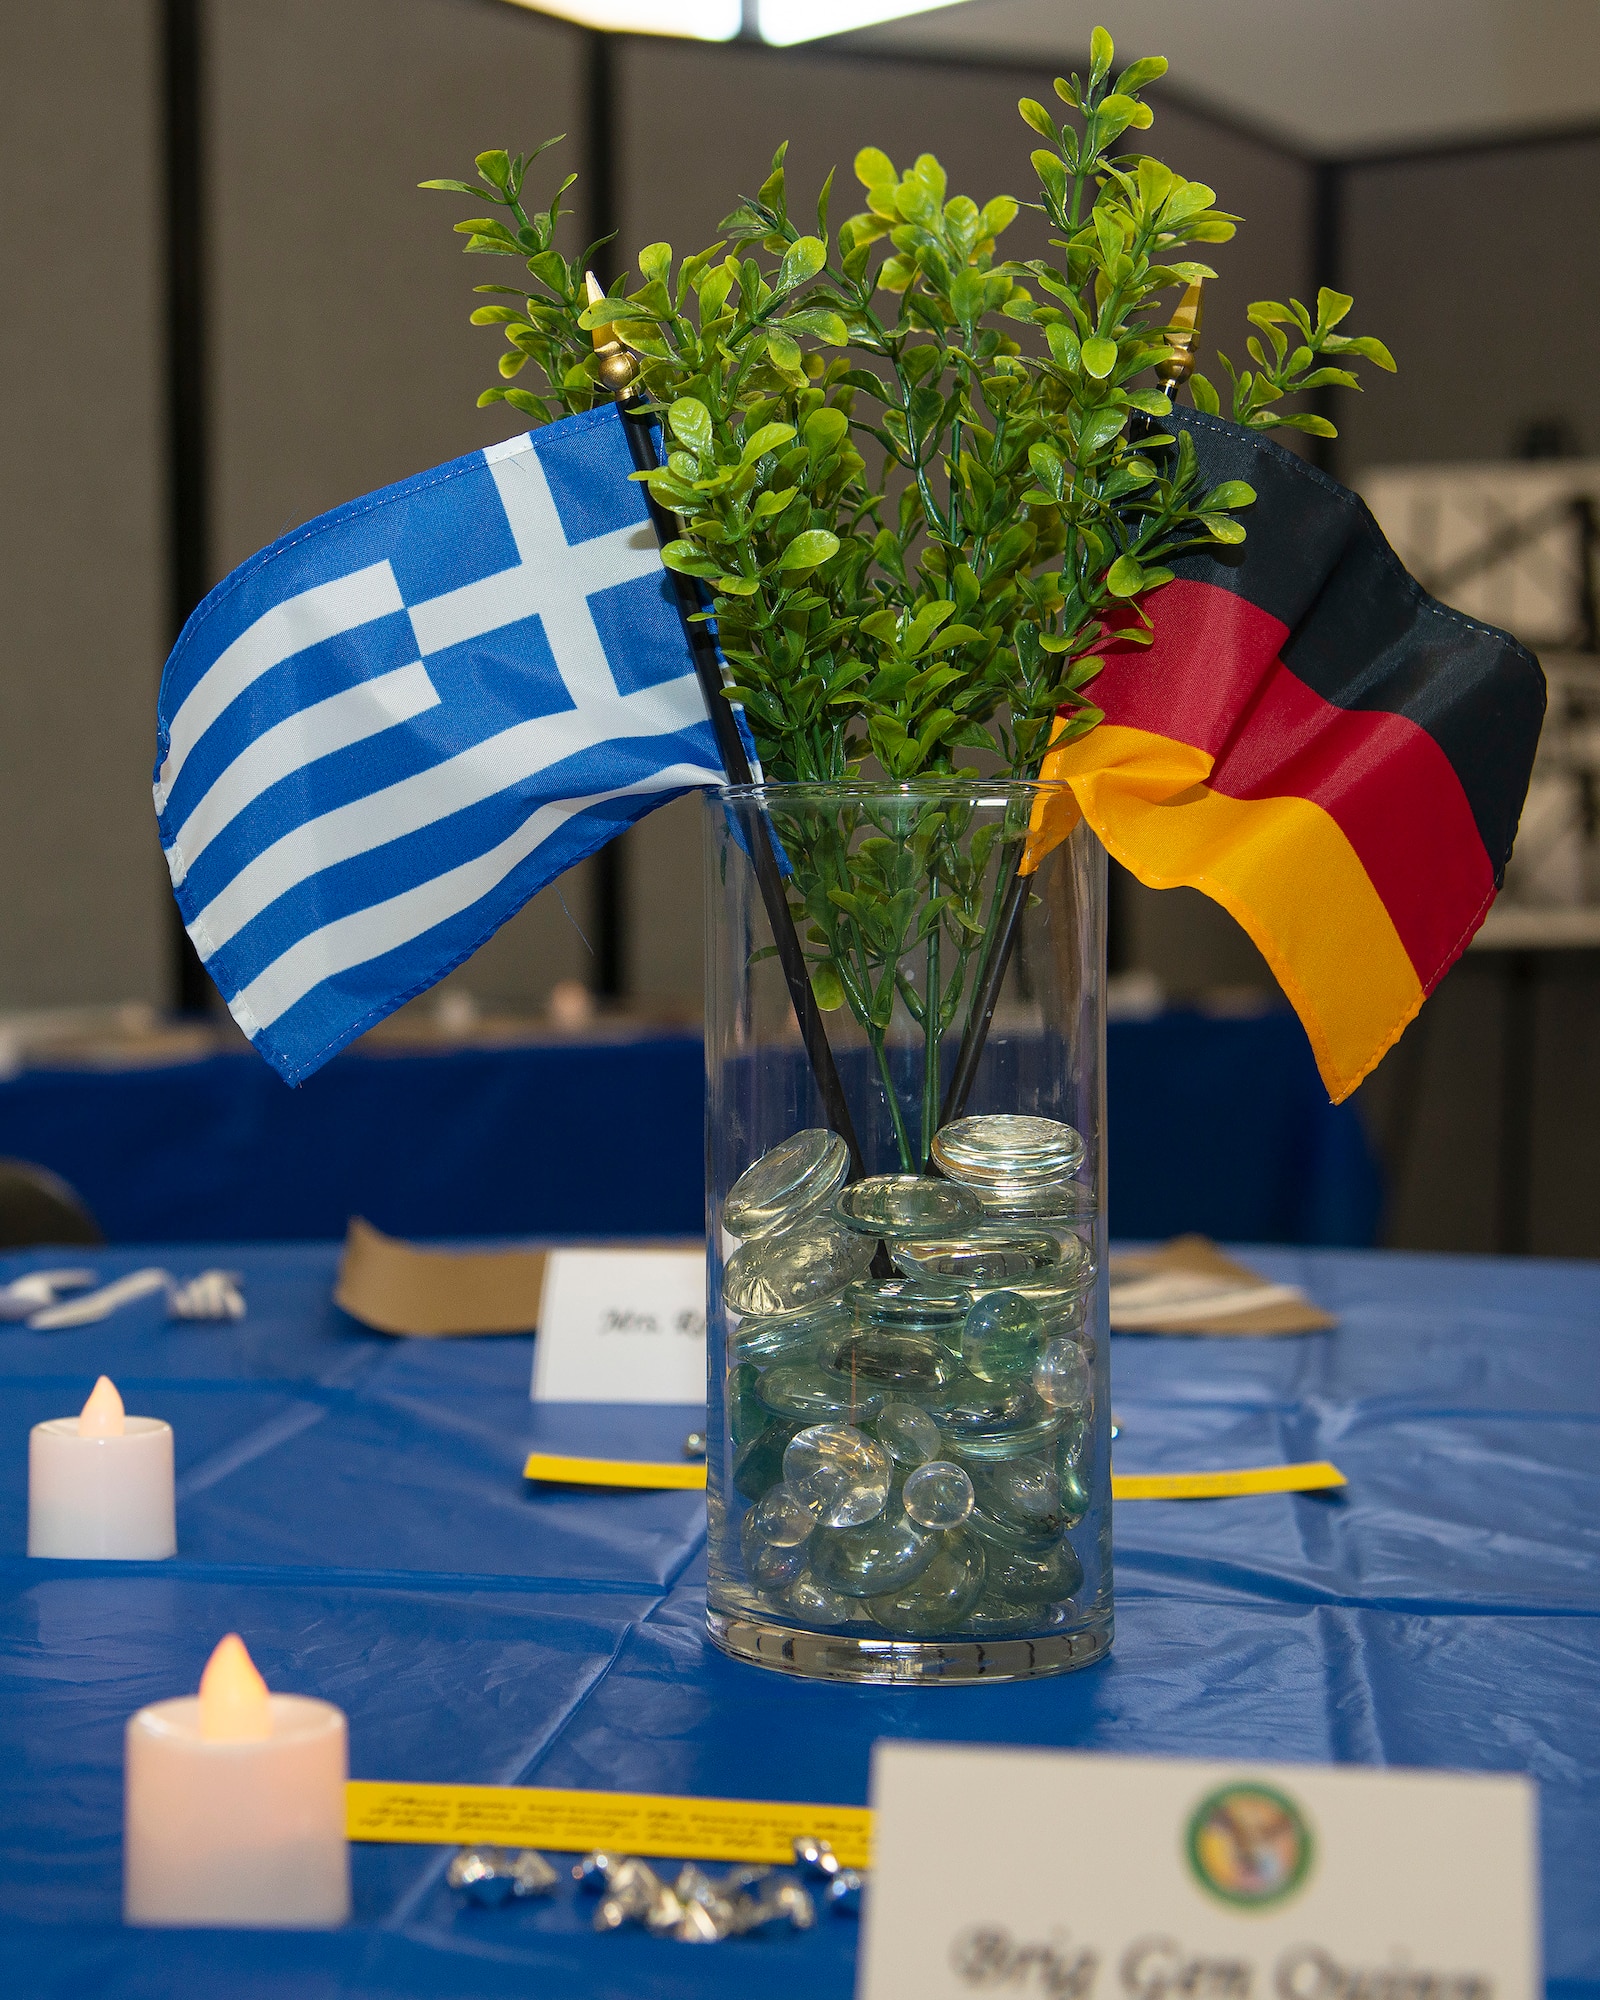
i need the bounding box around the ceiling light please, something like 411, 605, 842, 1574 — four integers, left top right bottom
504, 1, 741, 40
755, 0, 966, 47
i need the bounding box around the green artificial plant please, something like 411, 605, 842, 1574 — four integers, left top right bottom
425, 27, 1394, 1168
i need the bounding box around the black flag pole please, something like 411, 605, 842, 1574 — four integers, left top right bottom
586, 279, 869, 1181
939, 283, 1208, 1133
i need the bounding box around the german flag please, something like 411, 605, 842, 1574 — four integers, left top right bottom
1034, 409, 1546, 1102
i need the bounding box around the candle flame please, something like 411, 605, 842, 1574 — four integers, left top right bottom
198, 1633, 272, 1741
77, 1375, 125, 1437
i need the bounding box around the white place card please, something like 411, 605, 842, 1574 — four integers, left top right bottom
859, 1743, 1537, 2000
530, 1247, 706, 1405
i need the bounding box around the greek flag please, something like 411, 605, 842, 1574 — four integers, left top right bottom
155, 404, 723, 1083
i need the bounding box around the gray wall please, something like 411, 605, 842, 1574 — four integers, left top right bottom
206, 0, 601, 1011
0, 3, 169, 1008
1340, 132, 1600, 470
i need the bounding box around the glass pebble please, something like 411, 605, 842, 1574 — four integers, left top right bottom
1040, 1333, 1090, 1396
962, 1289, 1044, 1383
820, 1328, 960, 1397
1034, 1334, 1092, 1412
834, 1174, 982, 1237
931, 1114, 1086, 1189
845, 1276, 972, 1337
874, 1401, 942, 1466
1057, 1452, 1090, 1528
937, 1377, 1064, 1463
740, 1506, 808, 1589
724, 1218, 875, 1317
962, 1590, 1049, 1637
783, 1570, 857, 1626
968, 1512, 1084, 1603
727, 1362, 771, 1449
902, 1459, 974, 1531
1057, 1410, 1089, 1471
733, 1419, 797, 1501
866, 1527, 986, 1635
758, 1363, 883, 1427
894, 1233, 1062, 1288
724, 1129, 850, 1239
782, 1423, 891, 1528
749, 1481, 817, 1547
809, 1512, 936, 1598
729, 1298, 849, 1366
969, 1452, 1063, 1536
1007, 1234, 1094, 1302
978, 1178, 1097, 1223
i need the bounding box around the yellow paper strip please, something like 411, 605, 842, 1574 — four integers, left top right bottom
346, 1780, 872, 1868
523, 1452, 707, 1490
1113, 1460, 1346, 1500
523, 1454, 1344, 1500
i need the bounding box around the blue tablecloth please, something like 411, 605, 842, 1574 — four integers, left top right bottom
0, 1011, 1381, 1247
1, 1240, 1595, 1999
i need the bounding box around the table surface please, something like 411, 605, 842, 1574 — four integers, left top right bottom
2, 1241, 1596, 2000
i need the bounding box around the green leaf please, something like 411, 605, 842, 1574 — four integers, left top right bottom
779, 307, 850, 344
777, 235, 827, 292
855, 146, 896, 189
1115, 56, 1168, 93
469, 304, 527, 325
1315, 287, 1354, 336
1098, 93, 1154, 134
1019, 97, 1057, 140
1081, 334, 1118, 379
475, 149, 512, 189
1189, 372, 1221, 416
1105, 554, 1145, 597
659, 539, 719, 578
980, 196, 1019, 239
501, 388, 546, 416
1076, 405, 1127, 454
1205, 480, 1255, 508
803, 407, 850, 455
1198, 514, 1247, 544
714, 575, 764, 596
638, 241, 672, 284
810, 960, 845, 1010
779, 529, 840, 570
1270, 412, 1338, 437
767, 330, 805, 373
740, 421, 796, 464
1333, 334, 1397, 371
1089, 24, 1115, 84
419, 177, 480, 195
668, 397, 713, 456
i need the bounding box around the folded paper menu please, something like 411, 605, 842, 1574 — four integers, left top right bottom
1109, 1234, 1335, 1335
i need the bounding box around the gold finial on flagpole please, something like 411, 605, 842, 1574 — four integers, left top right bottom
1155, 279, 1204, 399
585, 270, 640, 397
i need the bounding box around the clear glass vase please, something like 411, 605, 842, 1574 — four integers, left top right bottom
703, 779, 1111, 1684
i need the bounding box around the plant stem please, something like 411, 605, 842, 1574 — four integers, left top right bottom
921, 869, 941, 1168
868, 1025, 915, 1172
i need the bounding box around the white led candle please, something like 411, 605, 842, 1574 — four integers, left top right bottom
28, 1376, 176, 1559
124, 1633, 351, 1928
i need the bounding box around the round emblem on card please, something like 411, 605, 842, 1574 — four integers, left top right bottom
1185, 1783, 1314, 1908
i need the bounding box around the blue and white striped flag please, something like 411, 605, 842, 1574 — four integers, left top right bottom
155, 404, 724, 1083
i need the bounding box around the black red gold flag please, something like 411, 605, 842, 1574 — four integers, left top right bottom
1031, 410, 1546, 1100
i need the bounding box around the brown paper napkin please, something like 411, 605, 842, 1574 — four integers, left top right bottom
334, 1217, 550, 1336
1108, 1234, 1335, 1336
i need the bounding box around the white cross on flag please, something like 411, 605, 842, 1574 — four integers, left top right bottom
154, 404, 724, 1081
